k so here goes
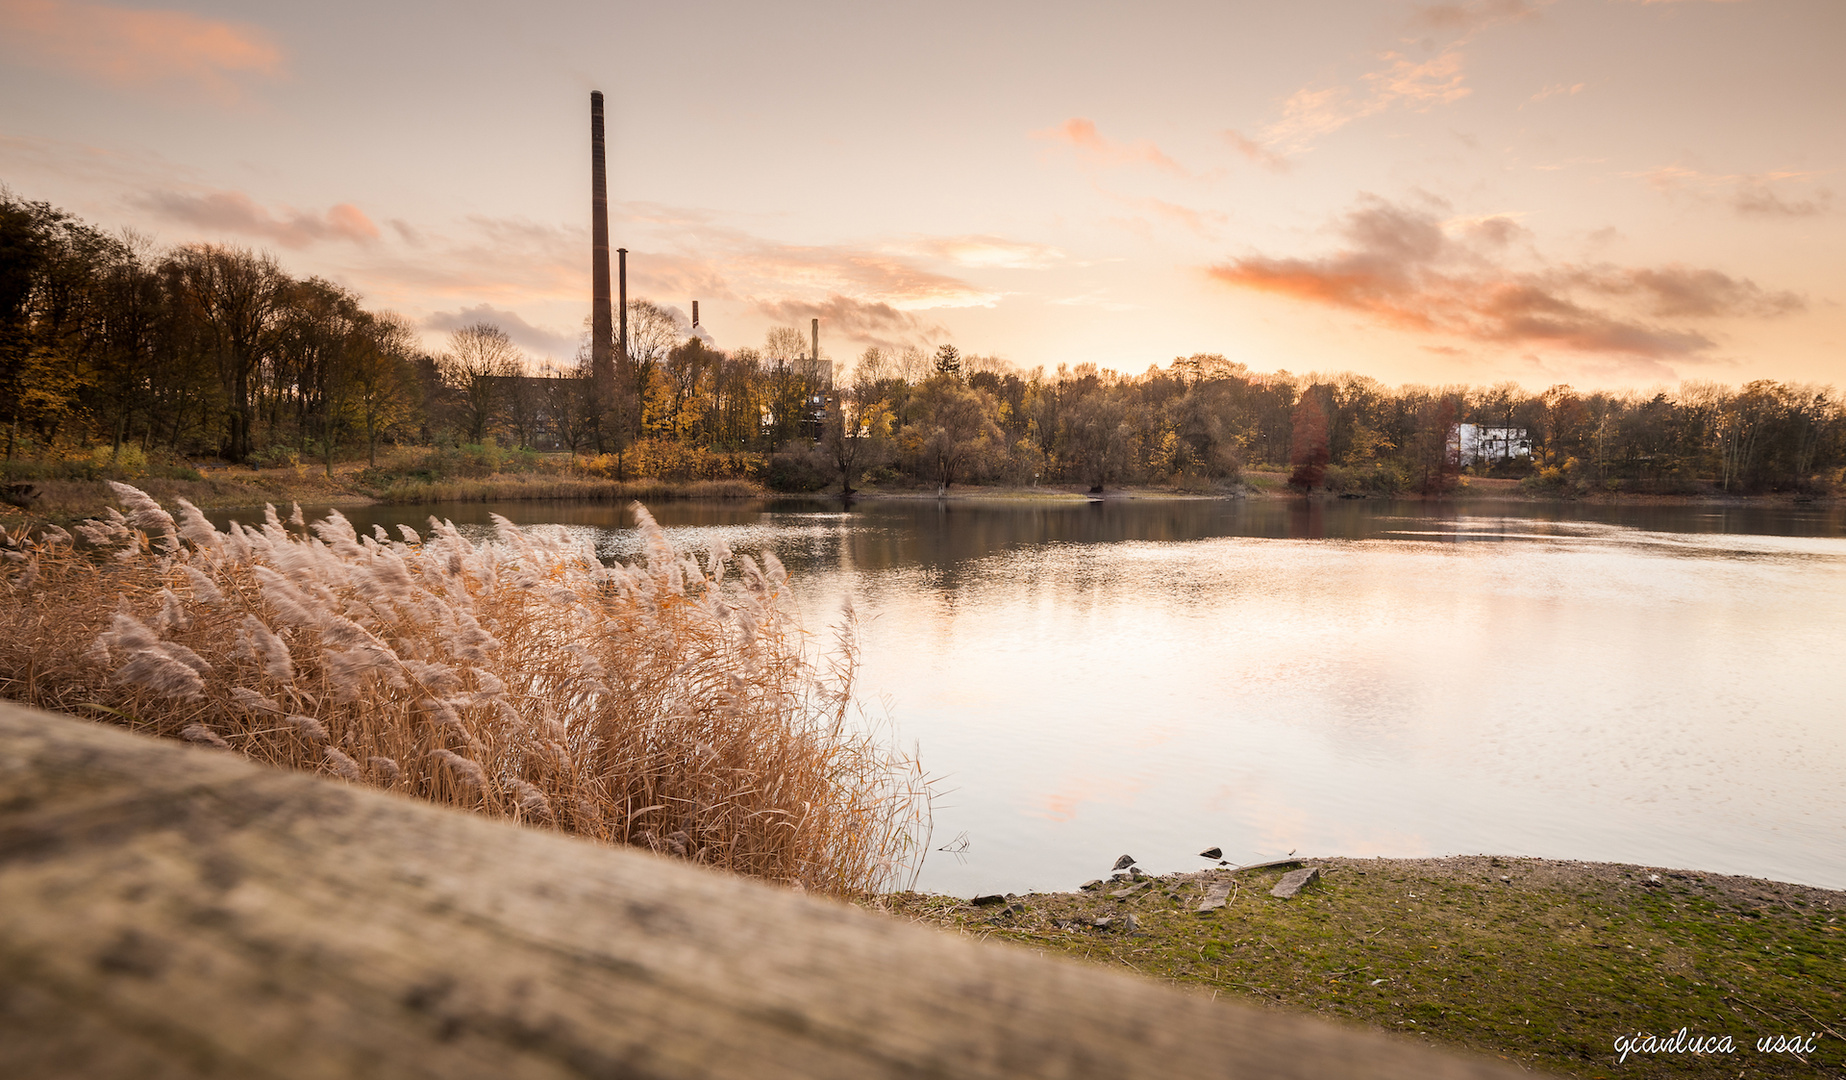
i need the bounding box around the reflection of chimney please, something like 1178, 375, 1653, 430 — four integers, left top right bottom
589, 92, 612, 385
617, 248, 628, 360
692, 300, 699, 328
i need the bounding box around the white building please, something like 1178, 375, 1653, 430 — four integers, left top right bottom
1449, 424, 1532, 464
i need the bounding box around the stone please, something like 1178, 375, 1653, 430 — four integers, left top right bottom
1108, 883, 1147, 900
1079, 879, 1105, 892
1129, 867, 1149, 881
1270, 867, 1322, 899
1113, 855, 1136, 871
1121, 914, 1139, 934
971, 894, 1006, 907
1199, 847, 1222, 860
1110, 872, 1131, 884
1196, 881, 1232, 915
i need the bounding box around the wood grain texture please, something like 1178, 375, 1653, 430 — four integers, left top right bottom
0, 704, 1543, 1079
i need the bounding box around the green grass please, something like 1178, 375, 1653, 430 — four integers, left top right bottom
877, 856, 1844, 1079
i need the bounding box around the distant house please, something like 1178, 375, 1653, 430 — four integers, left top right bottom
1449, 423, 1532, 464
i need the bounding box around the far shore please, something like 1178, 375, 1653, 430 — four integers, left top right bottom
2, 460, 1836, 529
879, 854, 1843, 1080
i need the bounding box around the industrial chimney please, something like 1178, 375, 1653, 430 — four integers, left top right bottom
589, 92, 613, 389
692, 300, 699, 328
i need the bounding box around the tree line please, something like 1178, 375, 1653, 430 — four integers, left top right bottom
3, 190, 1840, 495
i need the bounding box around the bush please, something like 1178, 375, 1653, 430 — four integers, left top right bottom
0, 485, 930, 896
248, 445, 300, 470
1323, 462, 1407, 496
766, 443, 834, 492
91, 443, 147, 477
583, 440, 764, 483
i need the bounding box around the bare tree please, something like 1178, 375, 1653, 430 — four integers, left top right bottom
439, 323, 522, 445
172, 244, 283, 461
625, 299, 684, 438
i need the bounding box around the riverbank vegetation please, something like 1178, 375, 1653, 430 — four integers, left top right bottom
883, 857, 1844, 1079
4, 189, 1840, 521
0, 484, 929, 896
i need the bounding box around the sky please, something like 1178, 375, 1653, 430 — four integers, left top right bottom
1, 0, 1841, 391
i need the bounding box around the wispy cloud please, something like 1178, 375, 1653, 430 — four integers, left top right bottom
1255, 1, 1539, 158
422, 303, 578, 361
1032, 118, 1188, 176
1208, 193, 1801, 364
132, 188, 379, 247
1098, 191, 1230, 237
1529, 82, 1585, 102
753, 295, 944, 351
1623, 165, 1832, 219
347, 203, 1002, 355
1222, 130, 1290, 172
1411, 0, 1545, 33
904, 234, 1065, 270
0, 0, 283, 104
1733, 184, 1832, 218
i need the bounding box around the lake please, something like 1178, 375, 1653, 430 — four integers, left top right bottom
265, 496, 1846, 896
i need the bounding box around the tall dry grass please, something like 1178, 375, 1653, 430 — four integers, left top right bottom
0, 484, 928, 896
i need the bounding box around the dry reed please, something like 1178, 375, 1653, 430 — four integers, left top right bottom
0, 484, 929, 896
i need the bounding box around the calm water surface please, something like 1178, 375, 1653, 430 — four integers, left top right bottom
263, 497, 1846, 894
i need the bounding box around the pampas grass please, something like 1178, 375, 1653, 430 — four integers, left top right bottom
0, 483, 929, 896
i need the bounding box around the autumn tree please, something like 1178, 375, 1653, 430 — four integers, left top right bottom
905, 374, 1003, 490
1287, 391, 1330, 492
821, 348, 894, 494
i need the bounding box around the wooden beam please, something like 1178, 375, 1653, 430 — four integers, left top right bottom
0, 704, 1540, 1079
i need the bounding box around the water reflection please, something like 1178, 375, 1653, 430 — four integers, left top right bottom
225, 497, 1846, 894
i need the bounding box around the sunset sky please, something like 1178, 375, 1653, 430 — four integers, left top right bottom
2, 0, 1840, 390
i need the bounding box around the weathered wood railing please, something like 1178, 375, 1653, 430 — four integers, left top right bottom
0, 703, 1539, 1078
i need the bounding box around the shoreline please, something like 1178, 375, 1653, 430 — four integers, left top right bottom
3, 465, 1835, 529
877, 854, 1844, 1079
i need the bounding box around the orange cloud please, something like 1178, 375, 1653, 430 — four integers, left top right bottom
1033, 117, 1187, 176
1208, 194, 1802, 361
134, 188, 379, 247
0, 0, 283, 103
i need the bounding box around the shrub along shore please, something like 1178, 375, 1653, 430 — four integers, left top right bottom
877, 856, 1843, 1080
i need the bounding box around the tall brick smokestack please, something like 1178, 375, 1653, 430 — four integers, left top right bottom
692, 300, 699, 328
589, 92, 613, 390
811, 318, 819, 362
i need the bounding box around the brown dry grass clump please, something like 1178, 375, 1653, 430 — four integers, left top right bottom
0, 483, 928, 896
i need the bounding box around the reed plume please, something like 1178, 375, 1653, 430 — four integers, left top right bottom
0, 488, 930, 896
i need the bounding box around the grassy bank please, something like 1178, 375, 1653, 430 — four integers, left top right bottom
879, 856, 1843, 1079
